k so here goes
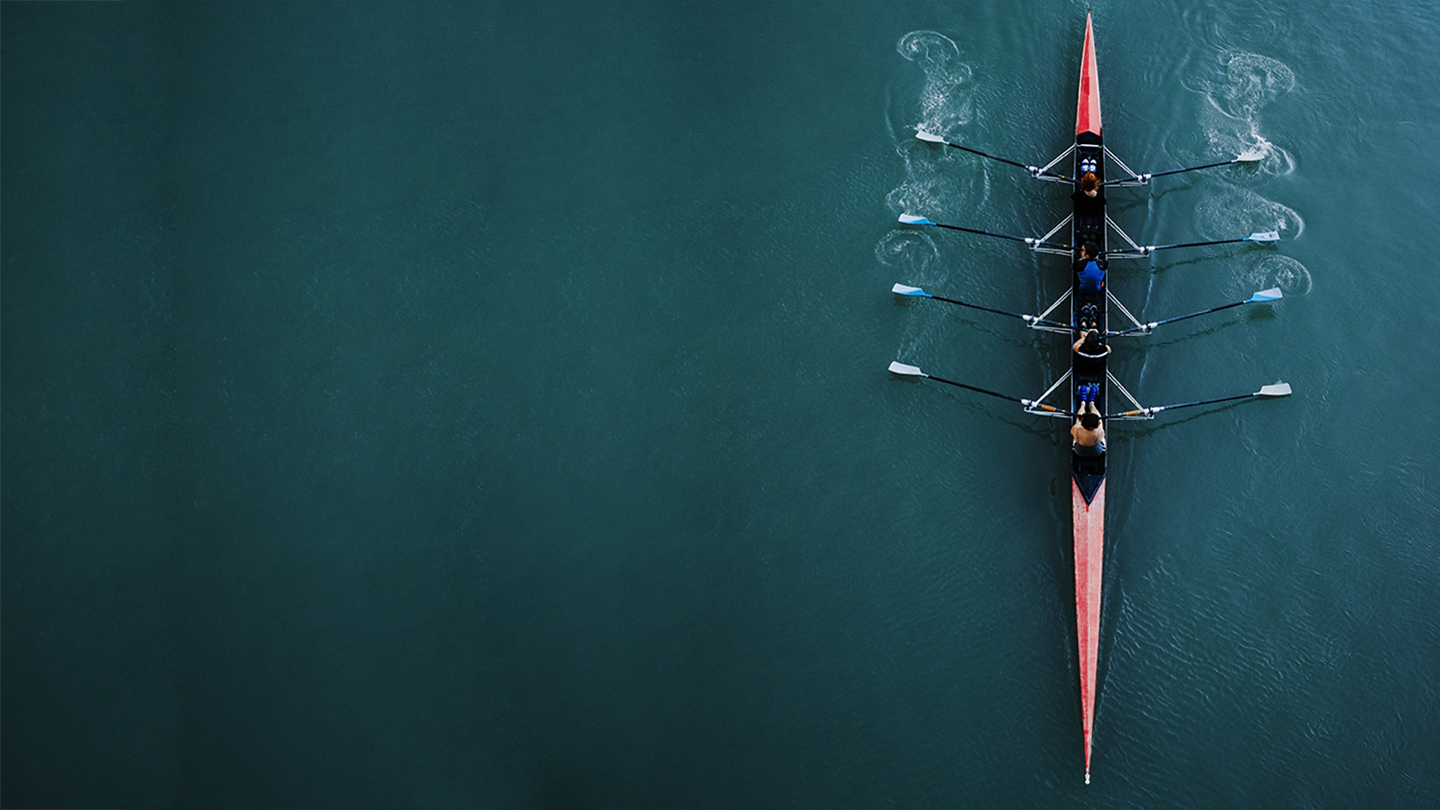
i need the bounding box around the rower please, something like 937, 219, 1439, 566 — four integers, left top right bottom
1071, 389, 1106, 457
1071, 171, 1105, 218
1072, 328, 1111, 374
1075, 241, 1106, 293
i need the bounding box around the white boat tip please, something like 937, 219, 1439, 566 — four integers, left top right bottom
1085, 770, 1090, 785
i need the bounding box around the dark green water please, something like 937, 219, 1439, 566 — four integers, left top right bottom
3, 2, 1437, 808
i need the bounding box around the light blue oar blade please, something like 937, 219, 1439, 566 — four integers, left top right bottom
1246, 231, 1280, 242
915, 129, 946, 144
898, 213, 934, 226
888, 361, 925, 377
891, 283, 930, 297
1257, 382, 1292, 397
1234, 148, 1266, 163
1247, 287, 1283, 302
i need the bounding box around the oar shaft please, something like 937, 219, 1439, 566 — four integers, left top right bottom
931, 222, 1069, 251
1108, 237, 1244, 255
1108, 299, 1248, 337
927, 294, 1069, 328
1144, 160, 1236, 178
935, 141, 1071, 181
1109, 160, 1235, 184
942, 142, 1030, 171
1114, 392, 1254, 416
931, 221, 1030, 244
1152, 299, 1247, 326
1154, 237, 1245, 251
924, 374, 1025, 404
923, 374, 1071, 415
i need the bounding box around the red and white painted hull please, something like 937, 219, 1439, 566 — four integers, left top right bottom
1072, 12, 1105, 785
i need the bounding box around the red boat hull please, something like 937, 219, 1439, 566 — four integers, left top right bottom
1076, 14, 1102, 137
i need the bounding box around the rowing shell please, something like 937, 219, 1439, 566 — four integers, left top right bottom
1071, 12, 1104, 785
890, 11, 1293, 785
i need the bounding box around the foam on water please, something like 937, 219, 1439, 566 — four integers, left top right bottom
1196, 181, 1305, 241
873, 229, 940, 277
895, 31, 973, 138
1236, 253, 1313, 297
884, 32, 988, 226
1205, 51, 1296, 120
1196, 51, 1298, 177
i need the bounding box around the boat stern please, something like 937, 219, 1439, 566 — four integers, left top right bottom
1072, 476, 1105, 783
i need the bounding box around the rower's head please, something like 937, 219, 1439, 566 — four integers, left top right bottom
1083, 241, 1099, 258
1081, 412, 1101, 430
1081, 330, 1105, 353
1081, 172, 1099, 193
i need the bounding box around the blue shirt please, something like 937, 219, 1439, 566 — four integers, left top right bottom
1078, 260, 1105, 292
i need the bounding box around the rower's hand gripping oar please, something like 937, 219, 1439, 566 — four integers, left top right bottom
915, 129, 1073, 182
1111, 382, 1292, 418
1105, 230, 1279, 257
893, 283, 1071, 329
1103, 147, 1266, 186
888, 362, 1069, 415
1107, 288, 1282, 337
899, 214, 1071, 253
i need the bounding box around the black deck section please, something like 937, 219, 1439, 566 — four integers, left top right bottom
1072, 132, 1106, 503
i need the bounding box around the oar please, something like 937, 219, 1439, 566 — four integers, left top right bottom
1105, 231, 1279, 256
888, 361, 1069, 414
1111, 382, 1292, 418
1104, 148, 1266, 185
1107, 288, 1282, 337
893, 283, 1070, 328
899, 214, 1071, 252
915, 129, 1072, 181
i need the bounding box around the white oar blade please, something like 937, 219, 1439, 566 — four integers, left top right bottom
888, 361, 925, 377
898, 213, 933, 225
1257, 382, 1292, 397
1247, 231, 1280, 242
1248, 287, 1283, 302
1235, 148, 1266, 163
915, 129, 945, 144
892, 283, 927, 296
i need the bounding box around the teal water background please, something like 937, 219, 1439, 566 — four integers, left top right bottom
3, 2, 1438, 807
